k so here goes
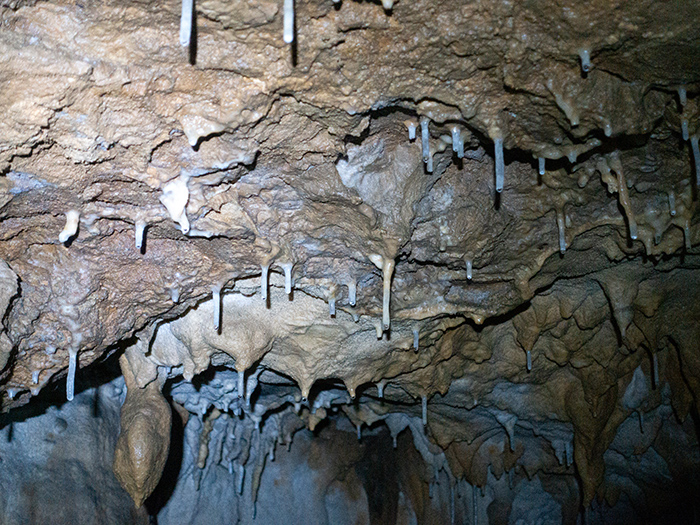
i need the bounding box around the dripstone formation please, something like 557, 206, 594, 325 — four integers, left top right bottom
0, 0, 699, 523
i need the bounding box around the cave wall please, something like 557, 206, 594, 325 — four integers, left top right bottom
1, 0, 700, 523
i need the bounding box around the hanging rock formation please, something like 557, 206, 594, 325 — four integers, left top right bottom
0, 0, 699, 523
113, 355, 172, 507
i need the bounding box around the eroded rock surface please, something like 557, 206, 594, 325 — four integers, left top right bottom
1, 0, 699, 522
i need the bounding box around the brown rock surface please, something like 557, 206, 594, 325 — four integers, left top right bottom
0, 0, 699, 520
113, 355, 172, 507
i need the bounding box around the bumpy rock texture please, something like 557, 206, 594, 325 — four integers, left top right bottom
1, 0, 700, 523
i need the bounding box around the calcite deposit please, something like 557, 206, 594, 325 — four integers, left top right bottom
0, 0, 699, 523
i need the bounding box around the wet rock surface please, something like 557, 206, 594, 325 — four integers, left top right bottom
1, 0, 700, 523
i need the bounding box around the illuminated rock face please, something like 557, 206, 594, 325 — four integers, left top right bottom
0, 0, 699, 523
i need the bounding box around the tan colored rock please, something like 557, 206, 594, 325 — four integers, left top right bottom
113, 354, 172, 507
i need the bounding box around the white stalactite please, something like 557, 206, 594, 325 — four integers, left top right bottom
451, 126, 464, 159
212, 285, 221, 331
160, 176, 190, 233
238, 369, 245, 399
668, 191, 676, 216
494, 137, 504, 193
413, 328, 420, 351
66, 349, 77, 401
329, 297, 336, 317
678, 87, 687, 107
382, 259, 395, 330
426, 147, 434, 173
557, 209, 567, 254
283, 0, 295, 44
466, 258, 473, 280
526, 350, 532, 372
369, 254, 394, 331
578, 49, 591, 73
260, 264, 269, 303
538, 157, 545, 176
134, 221, 147, 251
407, 121, 417, 141
682, 119, 689, 141
347, 280, 357, 306
179, 0, 193, 47
281, 263, 293, 295
420, 117, 430, 164
59, 210, 80, 244
604, 122, 613, 137
422, 395, 428, 427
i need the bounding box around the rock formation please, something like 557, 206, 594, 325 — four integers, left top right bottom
0, 0, 699, 523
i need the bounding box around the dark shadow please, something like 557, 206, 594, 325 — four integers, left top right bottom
140, 225, 148, 255
188, 0, 197, 65
354, 424, 400, 524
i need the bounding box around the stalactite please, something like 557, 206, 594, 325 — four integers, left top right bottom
413, 327, 420, 351
377, 380, 385, 398
369, 254, 394, 331
420, 117, 430, 164
280, 263, 293, 295
66, 349, 77, 401
374, 319, 383, 339
347, 280, 357, 306
212, 285, 221, 332
260, 264, 269, 303
608, 154, 638, 241
556, 208, 567, 254
494, 137, 504, 193
538, 157, 545, 176
283, 0, 295, 44
668, 191, 676, 216
179, 0, 193, 47
604, 121, 613, 137
578, 49, 591, 73
451, 126, 464, 158
405, 120, 417, 141
238, 369, 245, 399
59, 210, 80, 244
